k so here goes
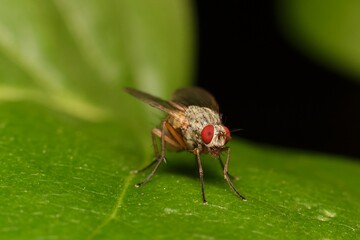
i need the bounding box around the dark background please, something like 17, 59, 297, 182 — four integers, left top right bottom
193, 1, 360, 159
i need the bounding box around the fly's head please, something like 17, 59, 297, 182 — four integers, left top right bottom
200, 124, 231, 156
182, 106, 230, 155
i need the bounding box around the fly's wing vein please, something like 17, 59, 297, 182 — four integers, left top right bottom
124, 87, 177, 115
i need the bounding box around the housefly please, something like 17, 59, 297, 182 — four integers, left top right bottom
124, 86, 246, 203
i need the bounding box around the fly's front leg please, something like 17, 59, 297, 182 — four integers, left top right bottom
134, 120, 167, 188
223, 147, 246, 201
194, 148, 207, 204
218, 156, 239, 180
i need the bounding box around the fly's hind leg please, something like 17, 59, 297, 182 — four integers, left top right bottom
133, 121, 167, 188
130, 130, 161, 174
133, 120, 183, 188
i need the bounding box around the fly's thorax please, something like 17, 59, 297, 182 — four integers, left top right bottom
167, 111, 187, 130
181, 106, 226, 149
185, 106, 221, 125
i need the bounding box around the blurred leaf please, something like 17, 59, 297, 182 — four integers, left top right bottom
277, 0, 360, 82
0, 0, 194, 119
0, 1, 360, 240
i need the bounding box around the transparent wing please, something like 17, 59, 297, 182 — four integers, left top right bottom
170, 87, 219, 112
124, 87, 177, 114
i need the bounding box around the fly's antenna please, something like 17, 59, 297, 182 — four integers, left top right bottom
230, 128, 244, 133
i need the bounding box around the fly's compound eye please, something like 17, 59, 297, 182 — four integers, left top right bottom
201, 124, 214, 144
223, 126, 231, 143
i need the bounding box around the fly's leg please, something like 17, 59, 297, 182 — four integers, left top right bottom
130, 159, 157, 174
134, 120, 167, 188
130, 131, 160, 174
223, 148, 246, 201
194, 148, 207, 204
218, 156, 239, 180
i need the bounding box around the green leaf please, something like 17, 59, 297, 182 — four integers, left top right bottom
1, 102, 359, 239
277, 0, 360, 82
1, 1, 359, 240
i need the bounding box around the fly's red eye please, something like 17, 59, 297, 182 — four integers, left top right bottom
201, 124, 214, 144
224, 126, 231, 142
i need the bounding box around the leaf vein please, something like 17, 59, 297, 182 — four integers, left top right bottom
86, 173, 134, 240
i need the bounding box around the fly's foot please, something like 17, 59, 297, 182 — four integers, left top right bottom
133, 156, 165, 189
134, 183, 142, 188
